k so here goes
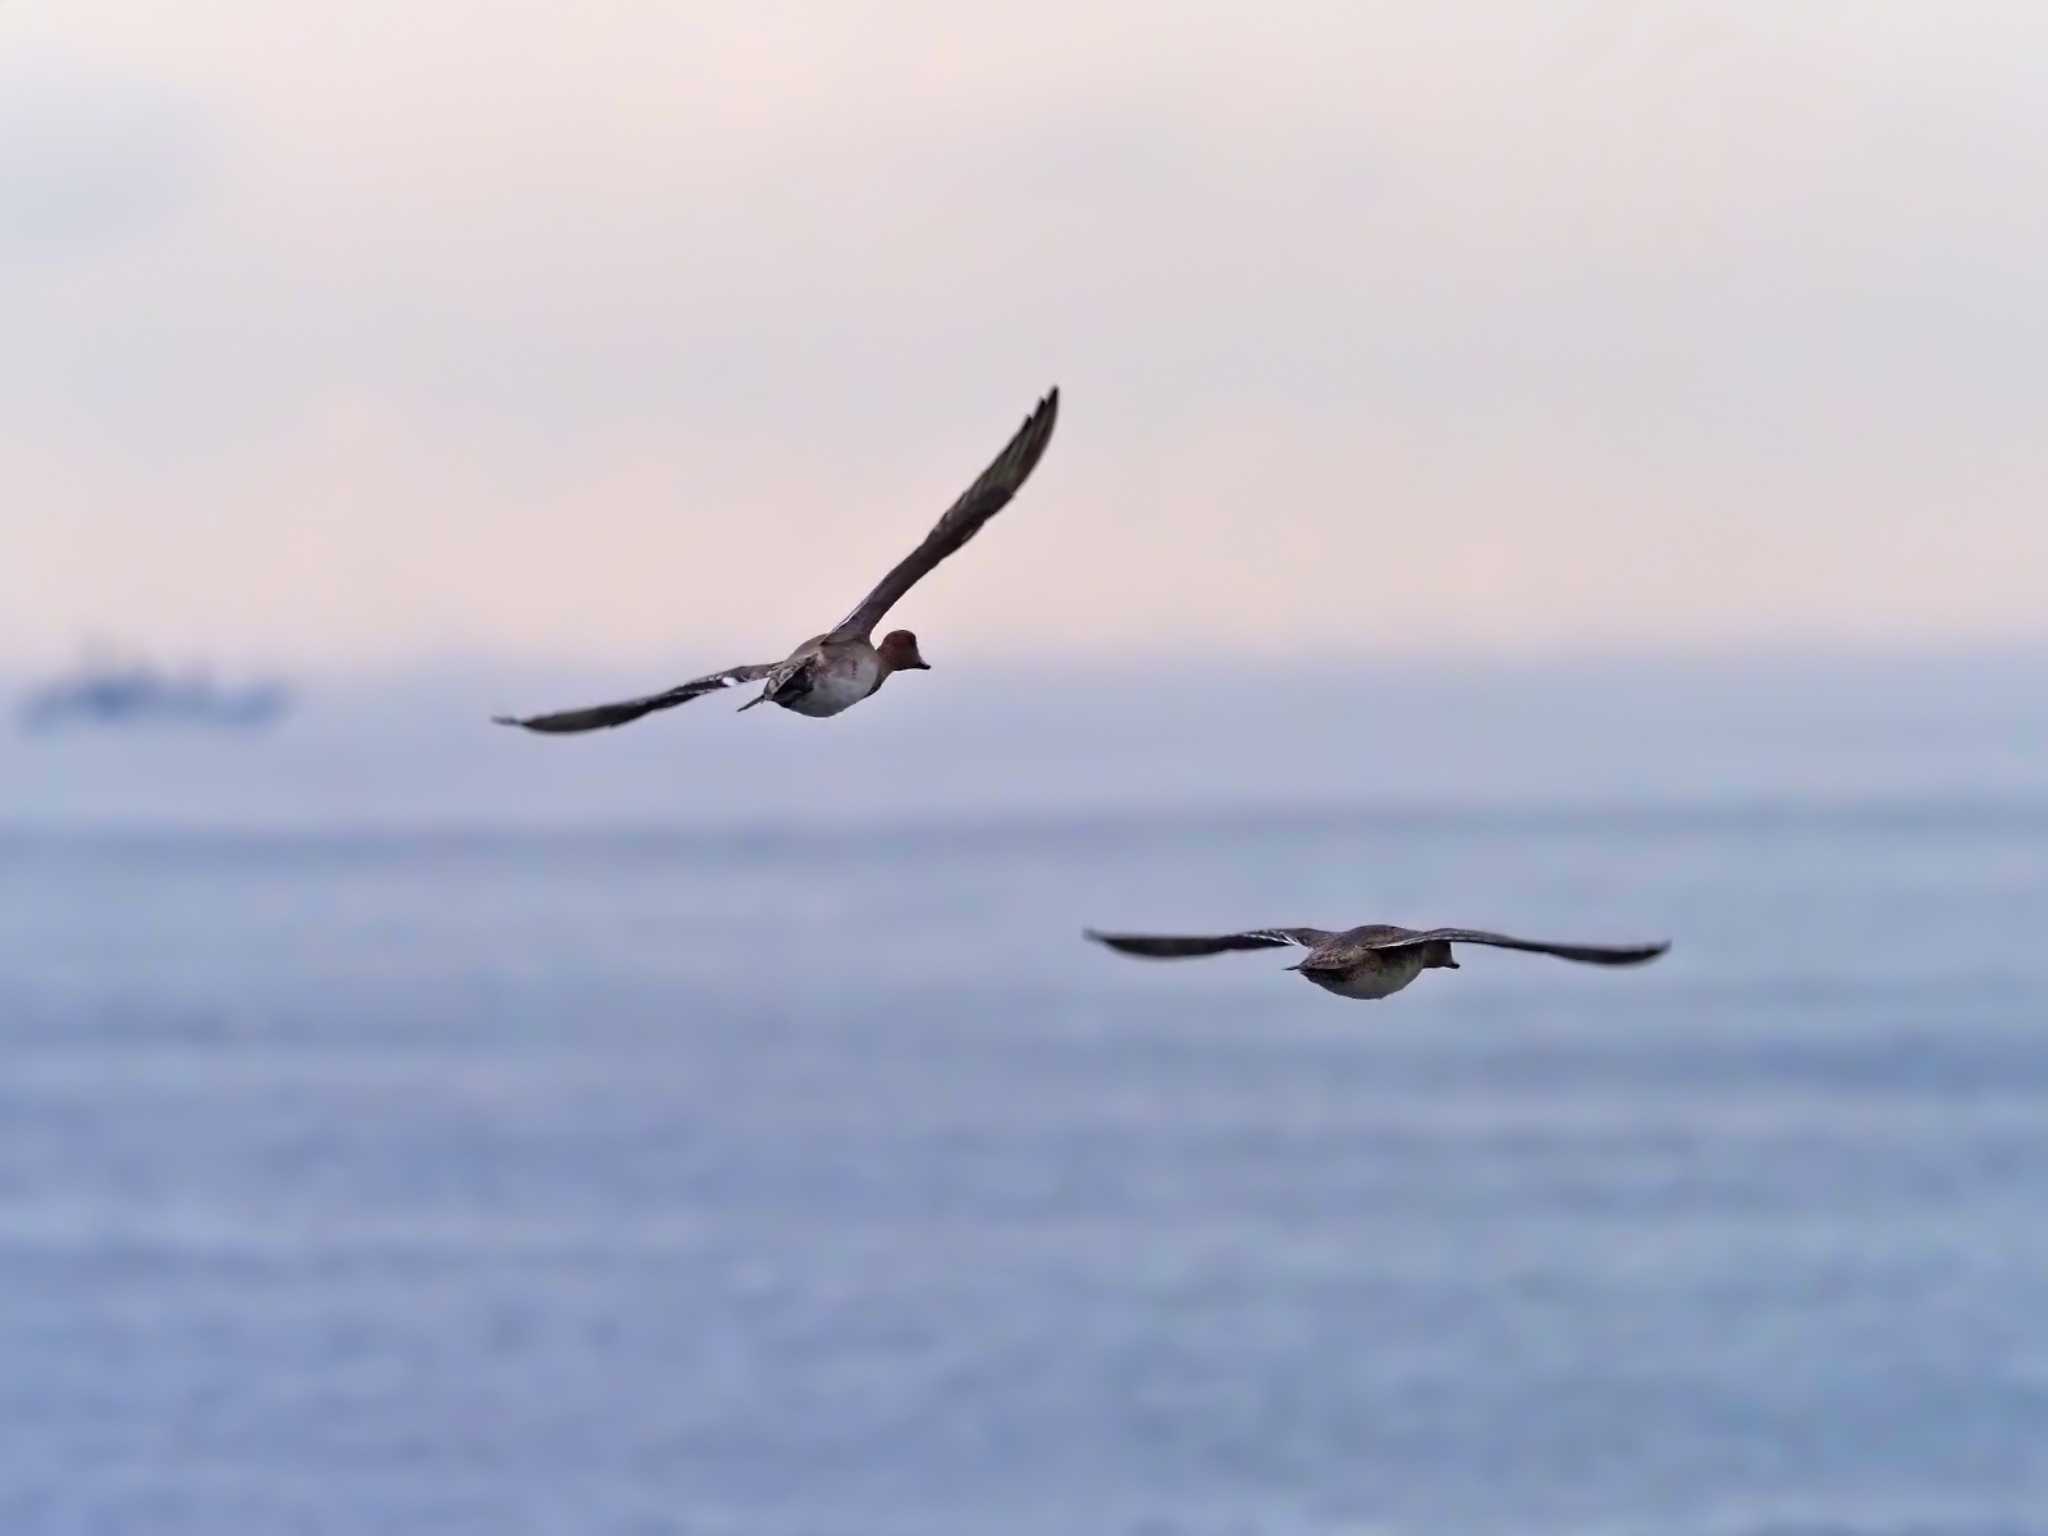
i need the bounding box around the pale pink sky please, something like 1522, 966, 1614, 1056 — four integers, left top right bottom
5, 0, 2046, 667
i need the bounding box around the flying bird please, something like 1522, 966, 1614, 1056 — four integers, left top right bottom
1085, 923, 1668, 1000
495, 388, 1059, 732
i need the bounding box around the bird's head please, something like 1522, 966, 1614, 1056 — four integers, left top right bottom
879, 630, 931, 672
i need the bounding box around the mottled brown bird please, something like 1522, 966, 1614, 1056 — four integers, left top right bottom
1086, 923, 1668, 1000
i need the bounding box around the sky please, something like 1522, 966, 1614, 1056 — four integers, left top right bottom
5, 0, 2047, 670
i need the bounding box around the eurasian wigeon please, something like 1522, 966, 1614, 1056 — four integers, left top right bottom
1085, 923, 1668, 1001
495, 388, 1058, 732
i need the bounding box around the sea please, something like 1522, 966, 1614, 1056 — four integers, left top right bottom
1, 654, 2045, 1534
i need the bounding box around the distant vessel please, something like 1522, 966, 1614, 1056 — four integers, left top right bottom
16, 658, 293, 734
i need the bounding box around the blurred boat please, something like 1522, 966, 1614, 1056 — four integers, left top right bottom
16, 658, 293, 734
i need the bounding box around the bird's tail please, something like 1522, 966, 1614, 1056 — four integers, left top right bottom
736, 693, 768, 713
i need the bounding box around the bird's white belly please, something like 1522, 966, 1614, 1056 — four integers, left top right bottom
783, 651, 881, 717
1301, 950, 1427, 1000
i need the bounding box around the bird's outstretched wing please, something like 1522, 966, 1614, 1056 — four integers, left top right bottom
1084, 927, 1331, 959
492, 663, 775, 734
830, 388, 1060, 640
1370, 929, 1670, 966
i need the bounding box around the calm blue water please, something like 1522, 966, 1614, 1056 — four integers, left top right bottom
3, 803, 2047, 1534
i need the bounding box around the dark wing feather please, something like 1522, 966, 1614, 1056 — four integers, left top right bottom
1084, 927, 1330, 960
831, 388, 1060, 640
737, 650, 818, 713
492, 663, 774, 734
1374, 928, 1670, 966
